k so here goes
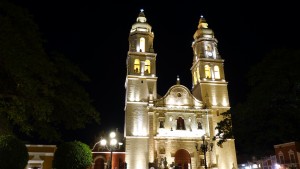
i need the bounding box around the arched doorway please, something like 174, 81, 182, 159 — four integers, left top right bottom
174, 149, 191, 169
94, 156, 105, 169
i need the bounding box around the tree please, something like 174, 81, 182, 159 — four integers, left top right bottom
52, 141, 92, 169
231, 48, 300, 156
0, 1, 99, 142
0, 134, 29, 169
213, 110, 234, 147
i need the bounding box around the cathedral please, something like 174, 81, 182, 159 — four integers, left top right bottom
124, 9, 237, 169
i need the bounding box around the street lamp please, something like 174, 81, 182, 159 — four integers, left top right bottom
195, 135, 213, 169
99, 130, 123, 169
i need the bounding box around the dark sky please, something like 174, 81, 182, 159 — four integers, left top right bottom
12, 1, 299, 144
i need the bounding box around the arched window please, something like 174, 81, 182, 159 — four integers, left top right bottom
159, 120, 164, 128
134, 59, 140, 73
204, 65, 211, 78
289, 150, 296, 163
278, 151, 284, 164
139, 37, 145, 52
214, 66, 220, 79
197, 122, 202, 129
206, 44, 211, 51
176, 117, 185, 130
144, 60, 151, 74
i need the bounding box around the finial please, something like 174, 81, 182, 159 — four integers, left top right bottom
137, 9, 146, 22
176, 75, 180, 84
198, 15, 208, 29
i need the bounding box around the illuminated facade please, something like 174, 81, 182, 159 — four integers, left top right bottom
124, 10, 237, 169
274, 142, 300, 169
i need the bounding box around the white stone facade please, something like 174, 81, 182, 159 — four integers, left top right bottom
124, 10, 237, 169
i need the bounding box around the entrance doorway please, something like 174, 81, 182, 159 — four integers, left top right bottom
94, 157, 105, 169
174, 149, 191, 169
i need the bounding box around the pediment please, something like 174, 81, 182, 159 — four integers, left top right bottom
154, 85, 203, 108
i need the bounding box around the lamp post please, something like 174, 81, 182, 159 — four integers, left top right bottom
195, 135, 213, 169
99, 130, 123, 169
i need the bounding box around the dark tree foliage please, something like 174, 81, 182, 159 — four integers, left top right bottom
231, 48, 300, 157
0, 134, 29, 169
52, 141, 92, 169
213, 110, 234, 147
0, 1, 99, 142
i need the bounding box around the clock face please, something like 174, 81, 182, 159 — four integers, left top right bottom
207, 51, 213, 56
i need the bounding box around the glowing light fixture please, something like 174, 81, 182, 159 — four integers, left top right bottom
96, 129, 123, 169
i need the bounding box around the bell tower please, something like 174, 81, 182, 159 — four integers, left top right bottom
191, 16, 237, 169
124, 9, 157, 169
191, 15, 229, 108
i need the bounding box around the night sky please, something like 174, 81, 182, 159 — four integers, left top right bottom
11, 1, 299, 144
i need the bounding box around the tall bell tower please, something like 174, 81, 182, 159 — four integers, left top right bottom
191, 16, 237, 169
124, 9, 157, 169
191, 15, 228, 106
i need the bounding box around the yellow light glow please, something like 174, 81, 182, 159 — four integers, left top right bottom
222, 98, 228, 106
134, 59, 140, 73
139, 37, 145, 52
145, 60, 151, 74
214, 66, 220, 79
205, 65, 211, 78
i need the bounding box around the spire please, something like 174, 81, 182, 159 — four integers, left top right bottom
130, 9, 151, 33
129, 9, 154, 52
139, 9, 145, 17
198, 15, 208, 28
193, 15, 214, 40
176, 75, 180, 85
136, 9, 147, 23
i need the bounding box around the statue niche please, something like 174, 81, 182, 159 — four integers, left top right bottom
159, 146, 165, 154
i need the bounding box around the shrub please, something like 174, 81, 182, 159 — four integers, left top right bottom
52, 141, 92, 169
0, 135, 29, 169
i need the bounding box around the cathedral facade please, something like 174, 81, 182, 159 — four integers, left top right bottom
124, 10, 237, 169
